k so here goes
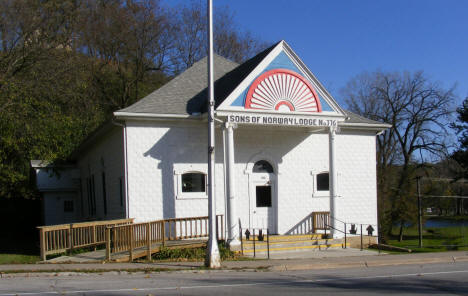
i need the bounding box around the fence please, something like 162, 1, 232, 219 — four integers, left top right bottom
37, 218, 134, 261
312, 211, 330, 233
106, 215, 224, 261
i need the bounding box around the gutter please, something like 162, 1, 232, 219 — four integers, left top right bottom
338, 122, 392, 133
114, 111, 204, 121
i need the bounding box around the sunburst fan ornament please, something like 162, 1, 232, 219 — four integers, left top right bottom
245, 69, 322, 113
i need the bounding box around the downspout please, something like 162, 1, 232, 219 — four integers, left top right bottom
112, 120, 130, 219
222, 124, 228, 240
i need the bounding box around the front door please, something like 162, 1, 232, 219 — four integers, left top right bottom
249, 160, 277, 233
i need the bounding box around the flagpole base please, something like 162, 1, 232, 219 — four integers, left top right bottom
205, 238, 221, 268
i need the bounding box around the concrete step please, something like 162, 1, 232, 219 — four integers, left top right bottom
240, 241, 350, 256
241, 238, 341, 250
242, 233, 324, 244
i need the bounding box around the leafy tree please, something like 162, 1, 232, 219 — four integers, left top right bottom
452, 97, 468, 178
0, 0, 267, 201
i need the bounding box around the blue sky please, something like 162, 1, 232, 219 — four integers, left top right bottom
169, 0, 467, 108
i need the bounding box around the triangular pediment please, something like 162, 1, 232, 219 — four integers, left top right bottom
217, 41, 346, 118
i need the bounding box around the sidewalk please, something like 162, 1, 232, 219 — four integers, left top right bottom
0, 250, 467, 275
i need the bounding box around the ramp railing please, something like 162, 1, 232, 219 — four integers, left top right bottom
106, 215, 224, 261
37, 218, 134, 261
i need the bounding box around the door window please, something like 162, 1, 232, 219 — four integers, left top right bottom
256, 185, 272, 207
253, 160, 274, 173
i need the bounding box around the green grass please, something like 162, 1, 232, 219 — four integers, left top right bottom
0, 254, 40, 264
0, 234, 41, 264
388, 220, 468, 252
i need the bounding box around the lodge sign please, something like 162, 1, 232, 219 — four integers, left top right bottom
228, 114, 337, 127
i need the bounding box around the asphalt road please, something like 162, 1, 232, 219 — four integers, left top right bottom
1, 262, 467, 295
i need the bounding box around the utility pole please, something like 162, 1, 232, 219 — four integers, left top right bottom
416, 176, 423, 248
205, 0, 221, 268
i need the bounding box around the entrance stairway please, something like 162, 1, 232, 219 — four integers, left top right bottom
238, 234, 349, 258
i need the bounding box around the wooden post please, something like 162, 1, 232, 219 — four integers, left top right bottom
221, 216, 224, 240
106, 227, 111, 261
147, 222, 151, 261
312, 213, 316, 233
215, 216, 219, 241
93, 225, 97, 251
68, 224, 73, 255
39, 228, 46, 261
129, 226, 134, 262
162, 221, 166, 247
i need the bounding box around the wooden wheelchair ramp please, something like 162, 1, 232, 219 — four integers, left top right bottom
39, 215, 224, 263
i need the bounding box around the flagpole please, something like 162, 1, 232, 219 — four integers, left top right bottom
205, 0, 221, 268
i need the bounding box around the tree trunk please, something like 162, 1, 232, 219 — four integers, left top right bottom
398, 221, 404, 242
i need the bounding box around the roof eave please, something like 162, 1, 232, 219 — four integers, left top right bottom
339, 122, 392, 133
68, 120, 117, 161
113, 111, 205, 121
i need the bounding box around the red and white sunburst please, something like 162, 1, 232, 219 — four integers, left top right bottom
245, 69, 322, 113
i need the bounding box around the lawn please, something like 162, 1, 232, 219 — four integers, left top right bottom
0, 233, 40, 264
0, 254, 40, 264
388, 218, 468, 252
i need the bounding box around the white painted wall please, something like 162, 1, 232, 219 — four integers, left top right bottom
125, 121, 226, 222
42, 192, 78, 225
125, 120, 378, 238
35, 167, 80, 191
32, 166, 80, 225
77, 126, 126, 221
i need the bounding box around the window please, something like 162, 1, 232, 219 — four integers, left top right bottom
64, 200, 74, 212
175, 169, 208, 199
317, 173, 329, 191
119, 177, 124, 207
253, 160, 274, 173
182, 173, 206, 192
102, 172, 107, 215
256, 186, 272, 207
87, 176, 96, 216
311, 170, 334, 198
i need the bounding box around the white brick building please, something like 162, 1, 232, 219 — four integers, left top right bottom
33, 41, 389, 242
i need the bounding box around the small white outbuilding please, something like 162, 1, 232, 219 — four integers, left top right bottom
33, 41, 389, 243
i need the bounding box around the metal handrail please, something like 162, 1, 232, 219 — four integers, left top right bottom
323, 215, 379, 251
238, 225, 270, 259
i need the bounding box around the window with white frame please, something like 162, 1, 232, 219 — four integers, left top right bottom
175, 170, 207, 199
317, 172, 329, 191
311, 171, 331, 197
182, 173, 205, 192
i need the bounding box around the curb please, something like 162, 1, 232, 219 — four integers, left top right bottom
269, 255, 468, 271
1, 255, 467, 277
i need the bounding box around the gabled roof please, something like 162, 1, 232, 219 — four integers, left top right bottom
114, 40, 390, 129
118, 54, 239, 115
116, 42, 279, 116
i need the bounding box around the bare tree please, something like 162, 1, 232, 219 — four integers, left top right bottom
342, 70, 456, 240
169, 1, 269, 74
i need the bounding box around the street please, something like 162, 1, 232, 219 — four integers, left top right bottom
1, 262, 467, 295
